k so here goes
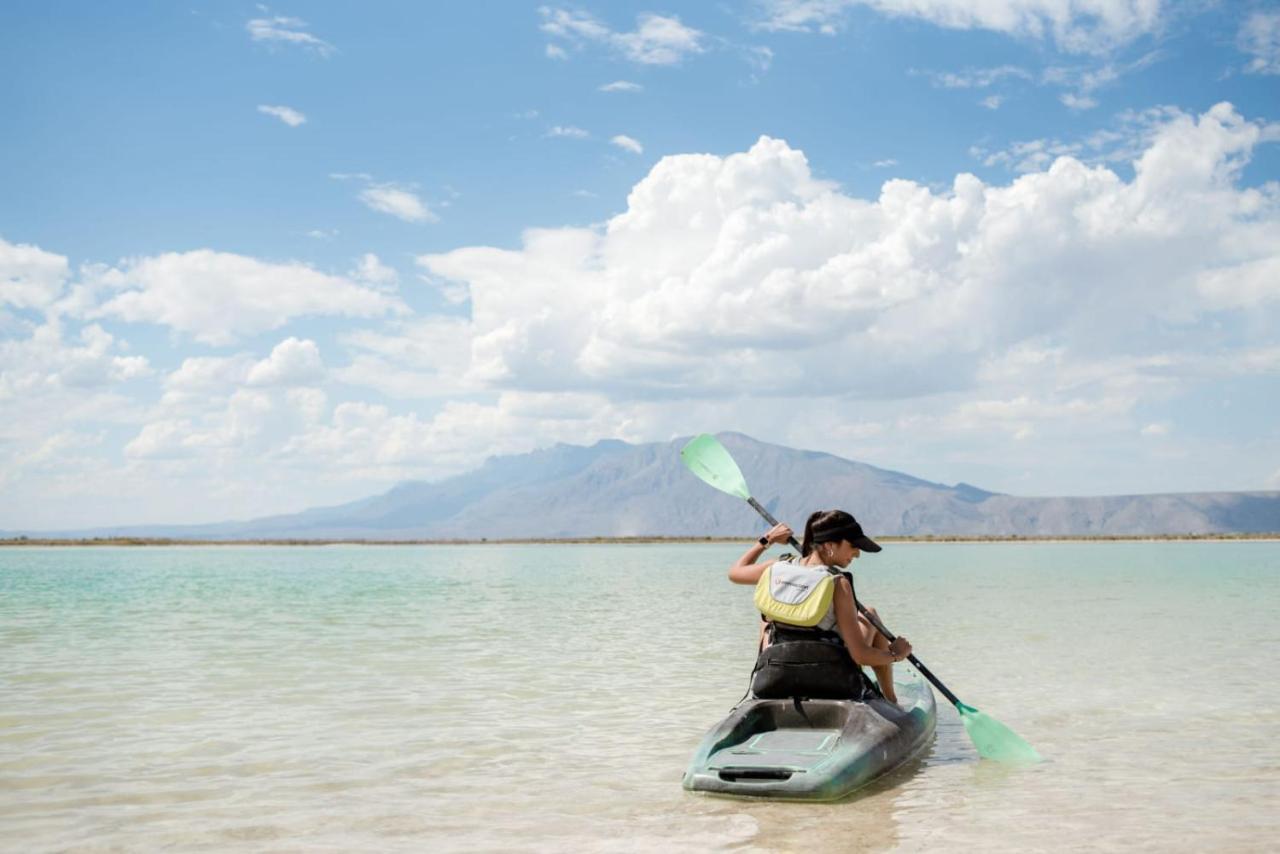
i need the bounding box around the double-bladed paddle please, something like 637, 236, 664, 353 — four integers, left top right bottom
680, 432, 1041, 763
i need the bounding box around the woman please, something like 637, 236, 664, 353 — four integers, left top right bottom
728, 509, 912, 703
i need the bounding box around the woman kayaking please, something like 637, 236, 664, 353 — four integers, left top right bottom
728, 509, 912, 703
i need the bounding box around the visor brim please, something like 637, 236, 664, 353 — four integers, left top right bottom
852, 535, 882, 553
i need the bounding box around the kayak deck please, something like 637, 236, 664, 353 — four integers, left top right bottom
683, 677, 936, 801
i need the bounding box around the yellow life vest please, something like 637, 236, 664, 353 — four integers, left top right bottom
753, 562, 840, 627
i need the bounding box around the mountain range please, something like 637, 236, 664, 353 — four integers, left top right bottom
7, 433, 1278, 540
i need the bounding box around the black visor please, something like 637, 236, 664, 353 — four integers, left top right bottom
812, 520, 882, 553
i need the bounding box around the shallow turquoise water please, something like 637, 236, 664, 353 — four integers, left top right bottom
1, 543, 1277, 852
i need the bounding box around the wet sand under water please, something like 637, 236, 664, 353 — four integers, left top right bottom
1, 542, 1277, 851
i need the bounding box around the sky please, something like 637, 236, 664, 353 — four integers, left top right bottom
2, 1, 1279, 529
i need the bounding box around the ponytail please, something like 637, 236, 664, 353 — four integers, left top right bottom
800, 510, 823, 557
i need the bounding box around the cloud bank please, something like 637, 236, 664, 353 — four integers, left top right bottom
3, 103, 1278, 526
415, 104, 1278, 408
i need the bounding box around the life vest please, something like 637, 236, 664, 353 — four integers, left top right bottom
749, 559, 878, 701
753, 561, 842, 628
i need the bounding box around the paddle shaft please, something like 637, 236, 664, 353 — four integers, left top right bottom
746, 497, 964, 707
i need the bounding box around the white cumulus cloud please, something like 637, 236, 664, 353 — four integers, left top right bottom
920, 65, 1032, 88
539, 8, 704, 65
611, 134, 644, 154
350, 253, 399, 288
0, 319, 150, 401
336, 317, 476, 399
547, 125, 590, 139
257, 104, 307, 126
246, 14, 334, 56
358, 185, 438, 223
753, 0, 1164, 54
413, 104, 1280, 411
599, 80, 643, 92
1196, 256, 1280, 310
127, 381, 330, 465
1, 236, 70, 310
277, 391, 635, 479
973, 106, 1190, 173
1060, 92, 1099, 110
164, 354, 255, 394
124, 419, 199, 460
94, 250, 404, 345
1240, 10, 1280, 74
246, 337, 324, 387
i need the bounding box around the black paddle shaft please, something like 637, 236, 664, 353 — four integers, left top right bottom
746, 497, 964, 707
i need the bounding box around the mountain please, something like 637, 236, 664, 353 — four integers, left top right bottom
7, 433, 1279, 539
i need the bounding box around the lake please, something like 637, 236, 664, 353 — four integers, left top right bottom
1, 542, 1276, 852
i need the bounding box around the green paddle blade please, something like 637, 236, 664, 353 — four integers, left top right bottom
680, 434, 751, 500
956, 702, 1042, 763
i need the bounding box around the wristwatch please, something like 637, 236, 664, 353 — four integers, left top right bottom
757, 535, 769, 546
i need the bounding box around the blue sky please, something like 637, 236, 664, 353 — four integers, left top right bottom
2, 1, 1279, 528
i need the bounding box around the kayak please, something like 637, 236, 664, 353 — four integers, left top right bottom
682, 676, 936, 801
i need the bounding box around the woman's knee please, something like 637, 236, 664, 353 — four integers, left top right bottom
855, 615, 882, 647
859, 612, 889, 647
864, 606, 883, 629
866, 608, 889, 640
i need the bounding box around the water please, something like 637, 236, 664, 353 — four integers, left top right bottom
1, 542, 1277, 852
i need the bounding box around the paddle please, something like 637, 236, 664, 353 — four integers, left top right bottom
680, 433, 1042, 763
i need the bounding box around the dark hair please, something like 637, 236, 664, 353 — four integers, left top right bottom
801, 509, 859, 557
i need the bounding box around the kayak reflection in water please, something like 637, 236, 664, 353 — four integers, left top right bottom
728, 509, 912, 703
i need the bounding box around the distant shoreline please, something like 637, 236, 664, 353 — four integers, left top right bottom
3, 533, 1278, 547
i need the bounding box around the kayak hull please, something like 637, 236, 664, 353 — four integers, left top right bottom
682, 678, 936, 801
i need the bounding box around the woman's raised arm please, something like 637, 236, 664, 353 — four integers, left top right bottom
727, 522, 792, 585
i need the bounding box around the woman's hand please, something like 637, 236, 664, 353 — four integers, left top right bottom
730, 522, 793, 584
761, 523, 792, 546
888, 637, 912, 661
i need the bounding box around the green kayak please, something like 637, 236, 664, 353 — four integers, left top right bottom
683, 677, 936, 801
